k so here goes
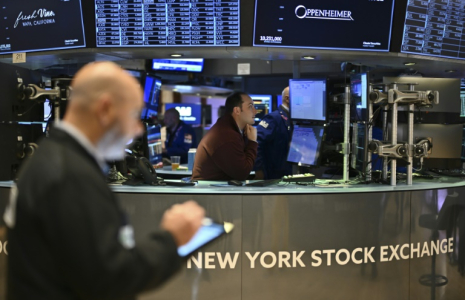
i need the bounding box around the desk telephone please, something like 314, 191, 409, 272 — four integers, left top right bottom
125, 156, 195, 186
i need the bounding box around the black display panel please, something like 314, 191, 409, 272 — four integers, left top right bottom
0, 0, 86, 54
401, 0, 465, 59
253, 0, 395, 51
95, 0, 240, 47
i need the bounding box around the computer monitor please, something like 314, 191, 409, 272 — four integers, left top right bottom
249, 94, 271, 123
351, 73, 368, 122
249, 94, 272, 106
0, 0, 86, 54
145, 124, 163, 165
351, 123, 368, 175
142, 75, 162, 119
253, 104, 268, 124
398, 123, 462, 169
276, 95, 283, 108
289, 79, 326, 121
165, 103, 202, 125
151, 59, 204, 73
287, 125, 325, 166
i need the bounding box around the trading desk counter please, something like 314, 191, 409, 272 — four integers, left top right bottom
0, 179, 465, 300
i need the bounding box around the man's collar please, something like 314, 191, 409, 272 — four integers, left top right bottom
54, 121, 108, 173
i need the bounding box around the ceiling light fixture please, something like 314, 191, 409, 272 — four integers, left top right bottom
404, 62, 416, 66
302, 56, 315, 60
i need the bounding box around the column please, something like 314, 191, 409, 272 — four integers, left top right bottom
190, 0, 215, 45
441, 0, 461, 58
96, 0, 121, 46
422, 0, 447, 56
214, 0, 239, 45
167, 0, 190, 45
144, 0, 167, 45
120, 0, 144, 46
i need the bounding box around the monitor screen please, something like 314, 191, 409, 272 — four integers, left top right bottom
151, 59, 204, 73
401, 1, 465, 60
351, 123, 368, 173
397, 123, 462, 159
142, 75, 162, 119
351, 73, 368, 109
287, 125, 325, 166
146, 124, 162, 165
0, 0, 86, 54
289, 79, 326, 121
250, 94, 271, 123
253, 104, 269, 124
95, 1, 240, 47
165, 103, 202, 125
253, 0, 395, 51
383, 77, 460, 113
277, 95, 283, 108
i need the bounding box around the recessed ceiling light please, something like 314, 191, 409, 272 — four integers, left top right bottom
404, 62, 416, 66
302, 56, 315, 60
170, 54, 183, 58
445, 69, 457, 73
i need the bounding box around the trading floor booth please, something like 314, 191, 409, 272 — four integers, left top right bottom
1, 180, 465, 300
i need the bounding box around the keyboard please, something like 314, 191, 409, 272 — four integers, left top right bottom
163, 181, 196, 187
245, 178, 282, 187
428, 170, 465, 178
282, 173, 315, 183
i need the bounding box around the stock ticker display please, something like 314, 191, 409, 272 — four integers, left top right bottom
253, 0, 395, 51
95, 0, 240, 47
402, 0, 465, 59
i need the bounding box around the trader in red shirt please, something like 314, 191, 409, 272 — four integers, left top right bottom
192, 92, 257, 181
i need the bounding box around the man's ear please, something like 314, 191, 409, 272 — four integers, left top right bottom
232, 106, 241, 115
95, 94, 115, 127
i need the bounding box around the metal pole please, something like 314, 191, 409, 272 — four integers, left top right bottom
367, 85, 373, 182
407, 83, 415, 185
343, 86, 350, 182
391, 102, 397, 186
382, 85, 389, 181
390, 83, 398, 186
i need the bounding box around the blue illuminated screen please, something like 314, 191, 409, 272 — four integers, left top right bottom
165, 103, 202, 125
142, 75, 161, 119
287, 125, 325, 166
152, 59, 204, 72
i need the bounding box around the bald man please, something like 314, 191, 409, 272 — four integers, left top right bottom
3, 62, 205, 300
255, 87, 293, 179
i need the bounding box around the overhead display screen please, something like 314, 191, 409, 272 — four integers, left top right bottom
95, 0, 240, 47
0, 0, 86, 54
253, 0, 395, 51
401, 0, 465, 59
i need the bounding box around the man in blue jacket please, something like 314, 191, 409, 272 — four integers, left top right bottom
255, 87, 293, 179
163, 108, 197, 164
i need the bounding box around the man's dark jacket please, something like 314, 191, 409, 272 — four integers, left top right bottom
192, 114, 257, 181
255, 105, 293, 179
6, 128, 182, 300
